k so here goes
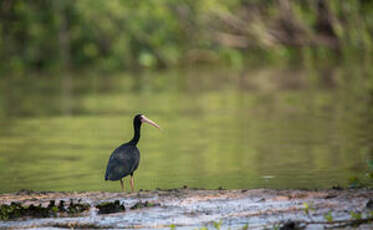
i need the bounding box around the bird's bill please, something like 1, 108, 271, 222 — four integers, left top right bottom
140, 115, 161, 129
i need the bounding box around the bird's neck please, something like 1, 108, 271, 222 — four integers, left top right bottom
129, 123, 141, 145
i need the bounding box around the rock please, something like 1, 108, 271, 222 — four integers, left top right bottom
280, 221, 302, 230
332, 185, 343, 190
95, 200, 125, 214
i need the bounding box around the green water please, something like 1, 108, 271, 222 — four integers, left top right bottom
0, 67, 372, 193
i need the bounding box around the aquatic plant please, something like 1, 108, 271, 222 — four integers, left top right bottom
350, 211, 362, 221
213, 221, 222, 230
303, 202, 314, 215
271, 223, 280, 230
323, 211, 333, 223
130, 201, 160, 210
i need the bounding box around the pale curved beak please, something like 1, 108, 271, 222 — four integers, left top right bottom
140, 115, 161, 129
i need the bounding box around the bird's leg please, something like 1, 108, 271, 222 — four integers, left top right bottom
120, 178, 125, 192
130, 176, 135, 193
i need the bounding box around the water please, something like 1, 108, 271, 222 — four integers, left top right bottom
0, 67, 372, 193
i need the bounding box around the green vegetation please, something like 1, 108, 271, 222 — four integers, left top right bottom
213, 221, 222, 230
303, 202, 314, 215
368, 160, 373, 179
130, 201, 160, 210
0, 200, 90, 220
323, 211, 333, 223
1, 0, 373, 74
350, 211, 362, 221
347, 159, 373, 188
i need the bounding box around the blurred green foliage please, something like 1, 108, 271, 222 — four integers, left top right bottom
1, 0, 373, 73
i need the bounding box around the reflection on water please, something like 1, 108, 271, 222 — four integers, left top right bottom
0, 67, 372, 193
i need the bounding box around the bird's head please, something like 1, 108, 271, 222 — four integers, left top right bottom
134, 114, 161, 129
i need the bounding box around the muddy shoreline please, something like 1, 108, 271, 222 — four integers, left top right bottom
1, 188, 372, 229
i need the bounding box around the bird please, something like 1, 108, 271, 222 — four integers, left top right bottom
105, 114, 160, 192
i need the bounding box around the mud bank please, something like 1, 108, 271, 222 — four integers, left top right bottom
0, 188, 372, 229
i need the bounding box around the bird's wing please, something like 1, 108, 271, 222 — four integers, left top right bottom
105, 144, 139, 181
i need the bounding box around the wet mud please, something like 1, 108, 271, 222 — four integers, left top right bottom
0, 188, 372, 229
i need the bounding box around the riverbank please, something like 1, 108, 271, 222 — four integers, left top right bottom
0, 188, 372, 229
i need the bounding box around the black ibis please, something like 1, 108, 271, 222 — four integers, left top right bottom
105, 114, 160, 192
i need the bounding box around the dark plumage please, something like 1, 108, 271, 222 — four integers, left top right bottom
105, 144, 140, 181
104, 114, 160, 192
